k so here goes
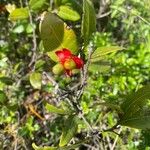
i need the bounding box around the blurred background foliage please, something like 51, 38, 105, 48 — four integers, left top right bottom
0, 0, 150, 149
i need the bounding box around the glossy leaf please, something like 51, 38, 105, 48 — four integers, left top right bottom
9, 8, 29, 21
29, 0, 46, 11
81, 0, 96, 43
39, 12, 78, 62
57, 5, 80, 21
29, 72, 42, 89
59, 116, 78, 147
119, 84, 150, 129
45, 103, 67, 115
0, 90, 8, 105
91, 46, 124, 60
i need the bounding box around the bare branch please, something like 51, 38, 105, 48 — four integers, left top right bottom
110, 127, 122, 150
96, 11, 111, 19
25, 0, 37, 69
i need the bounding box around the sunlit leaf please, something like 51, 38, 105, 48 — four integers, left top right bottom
45, 103, 67, 115
91, 46, 124, 59
32, 140, 85, 150
119, 113, 150, 130
32, 143, 57, 150
13, 25, 25, 33
89, 61, 111, 73
57, 5, 80, 21
40, 12, 78, 62
118, 84, 150, 129
81, 0, 96, 43
29, 72, 42, 89
9, 8, 29, 21
59, 116, 78, 147
29, 0, 46, 11
5, 4, 16, 13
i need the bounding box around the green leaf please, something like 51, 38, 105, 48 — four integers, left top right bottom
39, 12, 64, 52
93, 102, 123, 113
40, 12, 78, 62
47, 24, 78, 62
32, 140, 85, 150
9, 8, 29, 21
29, 72, 42, 89
89, 62, 111, 73
118, 84, 150, 129
91, 46, 124, 60
0, 77, 14, 85
13, 25, 25, 33
81, 0, 96, 43
57, 5, 80, 21
32, 143, 57, 150
29, 0, 46, 11
0, 90, 8, 105
60, 140, 86, 150
45, 103, 67, 115
35, 60, 46, 71
59, 116, 78, 147
121, 84, 150, 118
119, 114, 150, 130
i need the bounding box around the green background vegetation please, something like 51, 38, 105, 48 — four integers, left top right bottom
0, 0, 150, 149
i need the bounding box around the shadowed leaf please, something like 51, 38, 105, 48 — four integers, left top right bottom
0, 91, 8, 105
0, 77, 14, 85
119, 84, 150, 129
59, 116, 78, 147
39, 12, 64, 52
46, 24, 78, 62
40, 12, 78, 62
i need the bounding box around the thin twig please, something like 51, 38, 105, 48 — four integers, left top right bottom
26, 0, 37, 68
79, 113, 94, 132
110, 127, 122, 150
43, 72, 58, 87
115, 7, 150, 26
77, 42, 94, 100
14, 139, 18, 150
96, 11, 111, 19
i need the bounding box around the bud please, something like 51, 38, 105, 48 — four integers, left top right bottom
64, 59, 76, 70
52, 63, 64, 75
72, 69, 80, 75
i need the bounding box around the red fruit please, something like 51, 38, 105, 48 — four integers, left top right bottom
55, 48, 84, 76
